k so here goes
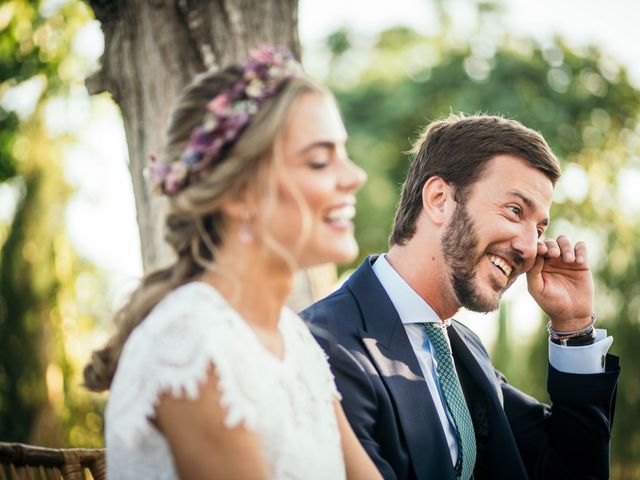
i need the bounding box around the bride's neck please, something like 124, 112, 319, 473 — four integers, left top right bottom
200, 244, 295, 332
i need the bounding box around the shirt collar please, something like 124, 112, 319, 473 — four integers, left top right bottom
372, 254, 442, 325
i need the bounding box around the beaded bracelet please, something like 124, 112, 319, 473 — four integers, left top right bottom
550, 329, 596, 346
546, 313, 597, 341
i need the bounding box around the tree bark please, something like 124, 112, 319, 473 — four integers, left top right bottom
86, 0, 333, 308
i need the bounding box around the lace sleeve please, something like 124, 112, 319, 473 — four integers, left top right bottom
106, 283, 259, 447
283, 309, 342, 401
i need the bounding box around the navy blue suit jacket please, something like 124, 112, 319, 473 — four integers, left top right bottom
301, 256, 620, 480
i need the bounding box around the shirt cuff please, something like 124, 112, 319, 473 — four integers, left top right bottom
548, 329, 613, 374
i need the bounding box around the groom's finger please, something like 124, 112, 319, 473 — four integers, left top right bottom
556, 235, 575, 263
537, 240, 548, 256
543, 238, 561, 258
575, 241, 588, 265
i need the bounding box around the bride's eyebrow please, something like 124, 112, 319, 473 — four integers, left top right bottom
296, 141, 337, 155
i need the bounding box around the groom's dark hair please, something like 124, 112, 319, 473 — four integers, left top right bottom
389, 113, 561, 246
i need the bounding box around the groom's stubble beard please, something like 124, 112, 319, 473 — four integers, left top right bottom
441, 200, 520, 313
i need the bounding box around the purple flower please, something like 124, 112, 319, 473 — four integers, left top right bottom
151, 46, 301, 196
181, 147, 203, 166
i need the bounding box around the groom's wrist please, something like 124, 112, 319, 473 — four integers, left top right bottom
548, 313, 594, 333
547, 313, 597, 346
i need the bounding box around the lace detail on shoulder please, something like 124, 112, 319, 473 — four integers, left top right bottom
281, 308, 341, 401
107, 282, 261, 447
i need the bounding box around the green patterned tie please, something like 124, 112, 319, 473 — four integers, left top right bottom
422, 322, 476, 480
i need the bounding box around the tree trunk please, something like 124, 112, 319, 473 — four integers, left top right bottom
86, 0, 334, 308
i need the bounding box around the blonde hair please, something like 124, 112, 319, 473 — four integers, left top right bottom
84, 66, 325, 392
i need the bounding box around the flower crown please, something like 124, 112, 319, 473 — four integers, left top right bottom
148, 46, 302, 195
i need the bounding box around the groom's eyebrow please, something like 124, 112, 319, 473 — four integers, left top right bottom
508, 191, 533, 207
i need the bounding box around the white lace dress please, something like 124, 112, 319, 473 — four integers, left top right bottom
105, 282, 345, 480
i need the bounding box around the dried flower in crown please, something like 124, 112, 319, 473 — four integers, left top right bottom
148, 46, 302, 195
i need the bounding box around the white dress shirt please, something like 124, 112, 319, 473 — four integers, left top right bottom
371, 254, 613, 467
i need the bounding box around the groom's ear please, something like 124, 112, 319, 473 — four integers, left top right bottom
421, 176, 454, 226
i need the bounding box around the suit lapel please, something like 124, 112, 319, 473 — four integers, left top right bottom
448, 323, 503, 407
347, 257, 457, 480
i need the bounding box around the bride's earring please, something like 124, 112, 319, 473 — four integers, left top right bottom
239, 210, 254, 244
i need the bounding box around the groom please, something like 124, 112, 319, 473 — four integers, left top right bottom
302, 114, 619, 480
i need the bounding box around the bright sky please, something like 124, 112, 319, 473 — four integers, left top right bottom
4, 0, 638, 341
300, 0, 640, 85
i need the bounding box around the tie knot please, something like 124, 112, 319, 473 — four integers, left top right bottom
421, 322, 456, 369
421, 322, 449, 348
421, 321, 448, 333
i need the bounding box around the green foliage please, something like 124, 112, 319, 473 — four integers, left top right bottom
0, 0, 105, 447
326, 28, 351, 58
0, 108, 19, 181
0, 163, 62, 441
0, 2, 53, 85
0, 174, 43, 439
326, 25, 640, 473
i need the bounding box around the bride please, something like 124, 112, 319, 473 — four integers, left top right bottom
83, 47, 381, 480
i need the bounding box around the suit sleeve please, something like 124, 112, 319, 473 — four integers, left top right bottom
313, 333, 399, 480
501, 354, 620, 480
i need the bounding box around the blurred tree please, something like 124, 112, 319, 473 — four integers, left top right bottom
325, 24, 640, 477
0, 0, 104, 446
